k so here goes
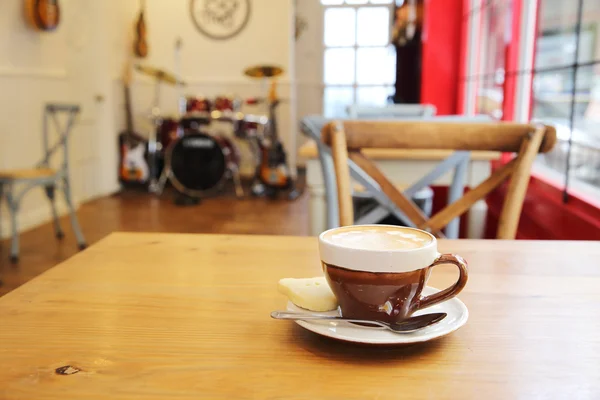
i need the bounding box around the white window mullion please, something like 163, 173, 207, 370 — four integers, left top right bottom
513, 0, 538, 122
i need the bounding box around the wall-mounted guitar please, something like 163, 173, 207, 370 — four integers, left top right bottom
24, 0, 60, 31
118, 62, 150, 187
244, 65, 300, 200
133, 0, 148, 58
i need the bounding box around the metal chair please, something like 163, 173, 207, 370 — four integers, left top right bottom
322, 119, 557, 239
0, 104, 87, 263
346, 104, 437, 119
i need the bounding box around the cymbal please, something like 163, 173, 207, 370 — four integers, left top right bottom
243, 65, 284, 79
135, 64, 186, 85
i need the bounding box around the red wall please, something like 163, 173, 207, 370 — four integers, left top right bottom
420, 0, 463, 115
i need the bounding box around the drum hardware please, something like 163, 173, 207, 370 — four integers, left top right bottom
243, 65, 284, 79
134, 63, 186, 193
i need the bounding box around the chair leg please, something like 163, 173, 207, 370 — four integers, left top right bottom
45, 185, 64, 239
4, 187, 20, 263
61, 178, 87, 250
0, 183, 3, 242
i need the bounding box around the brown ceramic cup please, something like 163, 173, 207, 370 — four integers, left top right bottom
319, 225, 468, 323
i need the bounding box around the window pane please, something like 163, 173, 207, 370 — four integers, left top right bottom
370, 0, 393, 4
532, 63, 600, 191
569, 64, 600, 188
532, 68, 574, 120
582, 1, 600, 62
357, 7, 390, 46
537, 0, 578, 69
346, 0, 368, 4
324, 8, 356, 47
476, 76, 503, 119
478, 0, 511, 77
356, 47, 395, 84
324, 87, 354, 118
356, 86, 394, 106
321, 0, 343, 4
324, 48, 355, 84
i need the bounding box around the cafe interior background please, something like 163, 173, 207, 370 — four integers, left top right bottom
0, 0, 599, 295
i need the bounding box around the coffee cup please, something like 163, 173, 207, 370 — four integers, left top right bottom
319, 225, 468, 323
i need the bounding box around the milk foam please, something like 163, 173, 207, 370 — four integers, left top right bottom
323, 227, 432, 251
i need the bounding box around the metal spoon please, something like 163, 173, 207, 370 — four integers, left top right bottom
271, 311, 447, 333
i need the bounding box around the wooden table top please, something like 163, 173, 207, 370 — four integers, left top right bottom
298, 140, 501, 161
1, 233, 599, 399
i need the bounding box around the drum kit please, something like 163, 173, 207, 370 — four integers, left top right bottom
134, 63, 294, 202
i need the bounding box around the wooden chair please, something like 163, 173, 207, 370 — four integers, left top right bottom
321, 120, 557, 239
0, 104, 87, 263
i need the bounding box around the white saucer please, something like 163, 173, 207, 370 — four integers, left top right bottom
286, 286, 468, 345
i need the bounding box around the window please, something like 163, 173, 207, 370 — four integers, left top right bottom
532, 0, 600, 198
462, 0, 600, 201
321, 0, 396, 118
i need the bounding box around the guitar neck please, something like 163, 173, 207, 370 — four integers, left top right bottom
269, 103, 280, 142
124, 84, 134, 134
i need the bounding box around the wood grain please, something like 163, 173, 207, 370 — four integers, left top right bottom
321, 120, 557, 153
496, 127, 545, 239
0, 187, 308, 296
0, 233, 598, 399
298, 141, 501, 161
329, 122, 354, 226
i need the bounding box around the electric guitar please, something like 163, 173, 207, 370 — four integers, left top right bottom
118, 62, 149, 184
25, 0, 60, 31
258, 80, 293, 190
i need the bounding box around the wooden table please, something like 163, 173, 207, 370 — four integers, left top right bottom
299, 141, 500, 238
1, 233, 599, 399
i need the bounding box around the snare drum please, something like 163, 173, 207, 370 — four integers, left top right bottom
186, 96, 211, 113
214, 96, 242, 112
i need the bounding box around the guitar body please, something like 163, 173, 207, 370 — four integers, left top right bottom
257, 80, 293, 191
258, 142, 291, 189
118, 61, 150, 186
25, 0, 60, 31
119, 134, 150, 183
134, 1, 148, 58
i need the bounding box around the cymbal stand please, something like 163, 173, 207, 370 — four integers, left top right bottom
147, 76, 163, 194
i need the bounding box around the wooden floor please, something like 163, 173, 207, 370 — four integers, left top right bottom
0, 187, 309, 296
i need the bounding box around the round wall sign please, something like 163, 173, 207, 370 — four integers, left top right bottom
190, 0, 251, 40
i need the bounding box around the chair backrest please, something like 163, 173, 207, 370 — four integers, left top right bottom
38, 104, 80, 171
321, 120, 557, 239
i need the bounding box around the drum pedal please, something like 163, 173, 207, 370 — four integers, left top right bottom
173, 193, 201, 206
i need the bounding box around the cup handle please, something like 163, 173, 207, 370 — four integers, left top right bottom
416, 254, 468, 312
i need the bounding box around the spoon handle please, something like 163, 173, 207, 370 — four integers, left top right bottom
270, 311, 387, 328
271, 311, 340, 320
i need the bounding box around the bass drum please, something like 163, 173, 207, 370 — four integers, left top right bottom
166, 132, 240, 197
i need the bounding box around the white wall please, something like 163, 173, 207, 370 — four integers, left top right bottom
1, 0, 294, 239
295, 0, 324, 166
